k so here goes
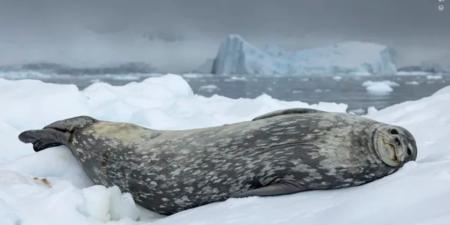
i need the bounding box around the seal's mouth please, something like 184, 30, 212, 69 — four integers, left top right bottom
372, 125, 417, 167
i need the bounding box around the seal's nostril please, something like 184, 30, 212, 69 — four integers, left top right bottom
390, 129, 399, 135
394, 138, 401, 146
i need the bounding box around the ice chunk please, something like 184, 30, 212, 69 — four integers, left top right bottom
332, 76, 342, 81
426, 75, 443, 80
78, 185, 139, 221
362, 80, 399, 95
212, 34, 397, 76
405, 81, 420, 85
199, 84, 219, 92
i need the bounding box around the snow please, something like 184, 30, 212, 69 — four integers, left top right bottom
362, 80, 399, 95
1, 74, 450, 225
212, 34, 397, 76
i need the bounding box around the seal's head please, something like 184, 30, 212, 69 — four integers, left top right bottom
372, 125, 417, 167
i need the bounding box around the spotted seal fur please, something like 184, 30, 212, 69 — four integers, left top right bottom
18, 108, 417, 215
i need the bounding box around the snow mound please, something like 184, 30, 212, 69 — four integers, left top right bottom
362, 80, 399, 95
212, 34, 397, 76
0, 75, 450, 225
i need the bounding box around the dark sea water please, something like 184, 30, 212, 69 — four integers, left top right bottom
184, 75, 450, 113
2, 73, 450, 113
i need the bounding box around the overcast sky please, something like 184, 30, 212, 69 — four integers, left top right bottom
0, 0, 449, 72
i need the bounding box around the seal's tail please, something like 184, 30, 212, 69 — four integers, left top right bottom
18, 116, 97, 152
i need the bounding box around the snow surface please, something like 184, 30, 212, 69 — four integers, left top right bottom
362, 80, 399, 95
1, 74, 450, 225
212, 34, 397, 76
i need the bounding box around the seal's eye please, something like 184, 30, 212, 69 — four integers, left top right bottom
407, 147, 412, 156
390, 129, 399, 135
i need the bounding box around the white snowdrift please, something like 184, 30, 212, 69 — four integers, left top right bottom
0, 74, 449, 225
362, 80, 399, 95
212, 34, 397, 76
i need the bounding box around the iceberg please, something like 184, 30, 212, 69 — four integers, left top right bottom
212, 34, 397, 76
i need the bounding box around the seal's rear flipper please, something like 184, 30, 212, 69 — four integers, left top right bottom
19, 116, 97, 152
19, 129, 69, 152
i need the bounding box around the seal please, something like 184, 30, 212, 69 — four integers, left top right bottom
18, 108, 417, 215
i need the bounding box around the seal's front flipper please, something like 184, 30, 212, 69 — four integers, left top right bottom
252, 108, 323, 121
232, 181, 304, 198
19, 129, 70, 152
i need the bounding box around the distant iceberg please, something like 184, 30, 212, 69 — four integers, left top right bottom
212, 34, 397, 76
